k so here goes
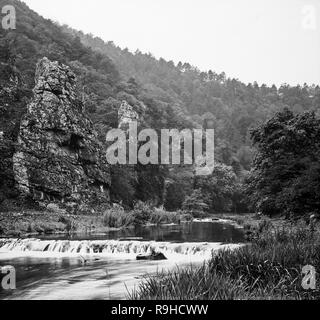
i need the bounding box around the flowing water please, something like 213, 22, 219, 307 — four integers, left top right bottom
0, 219, 244, 300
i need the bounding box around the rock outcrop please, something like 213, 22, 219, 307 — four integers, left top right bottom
118, 100, 140, 130
0, 61, 26, 203
13, 58, 110, 209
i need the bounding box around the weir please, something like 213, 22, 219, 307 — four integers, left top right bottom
0, 238, 238, 258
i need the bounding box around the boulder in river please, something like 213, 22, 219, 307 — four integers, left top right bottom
136, 251, 167, 261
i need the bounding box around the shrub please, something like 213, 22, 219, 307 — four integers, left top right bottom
182, 189, 209, 218
181, 213, 193, 222
103, 202, 188, 227
150, 208, 181, 225
103, 207, 134, 228
131, 201, 154, 225
58, 216, 76, 233
176, 210, 193, 222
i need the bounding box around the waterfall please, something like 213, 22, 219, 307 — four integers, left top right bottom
0, 238, 235, 258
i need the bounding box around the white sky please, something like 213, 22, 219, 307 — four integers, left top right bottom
23, 0, 320, 86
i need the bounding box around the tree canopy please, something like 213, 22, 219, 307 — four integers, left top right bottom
247, 109, 320, 218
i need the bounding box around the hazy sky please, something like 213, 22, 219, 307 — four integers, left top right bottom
23, 0, 320, 86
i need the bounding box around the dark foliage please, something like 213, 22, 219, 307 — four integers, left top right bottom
247, 109, 320, 217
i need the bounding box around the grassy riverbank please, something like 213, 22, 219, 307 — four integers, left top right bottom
0, 201, 191, 238
130, 220, 320, 300
0, 210, 114, 238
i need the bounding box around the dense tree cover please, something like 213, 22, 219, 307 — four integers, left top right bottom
64, 26, 320, 172
247, 109, 320, 218
0, 0, 190, 208
1, 0, 319, 214
182, 189, 209, 217
193, 163, 247, 214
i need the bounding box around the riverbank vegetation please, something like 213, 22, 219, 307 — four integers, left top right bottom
0, 200, 190, 237
130, 220, 320, 300
103, 202, 189, 228
0, 209, 110, 238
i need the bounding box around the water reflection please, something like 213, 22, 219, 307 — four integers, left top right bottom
36, 221, 244, 243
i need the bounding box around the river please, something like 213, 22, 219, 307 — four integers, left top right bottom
0, 219, 244, 300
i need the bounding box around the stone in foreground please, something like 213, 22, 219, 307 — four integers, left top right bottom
136, 251, 167, 261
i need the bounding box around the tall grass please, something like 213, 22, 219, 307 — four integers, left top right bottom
103, 202, 184, 228
103, 208, 134, 228
129, 265, 263, 300
130, 222, 320, 300
150, 208, 181, 225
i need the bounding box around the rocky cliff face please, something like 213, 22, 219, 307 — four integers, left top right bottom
0, 60, 27, 203
13, 58, 110, 209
